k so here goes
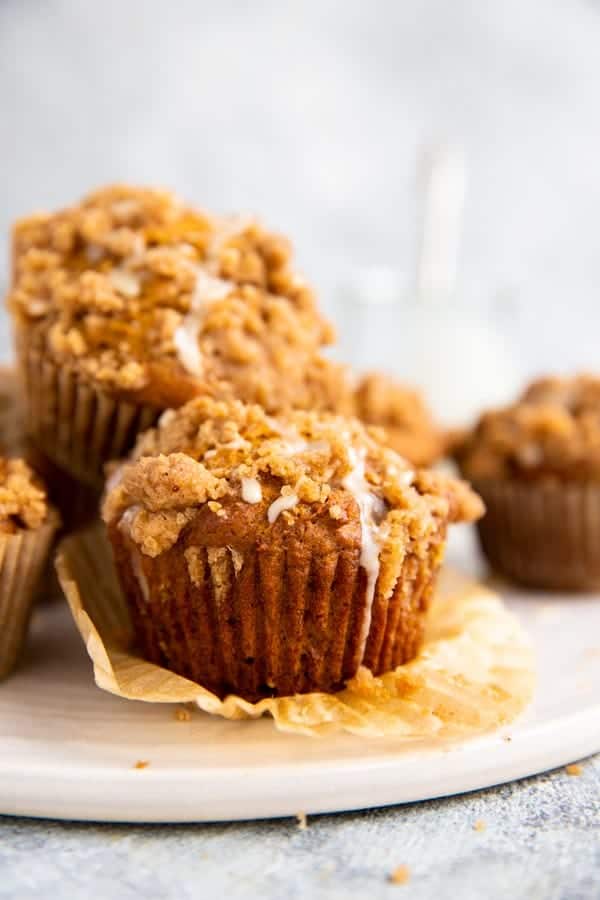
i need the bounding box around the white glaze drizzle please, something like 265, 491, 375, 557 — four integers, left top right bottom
173, 269, 233, 376
280, 437, 330, 457
241, 477, 262, 504
108, 267, 141, 297
342, 447, 386, 660
105, 463, 125, 494
173, 214, 252, 375
204, 436, 251, 459
267, 492, 299, 523
267, 420, 329, 458
158, 409, 177, 428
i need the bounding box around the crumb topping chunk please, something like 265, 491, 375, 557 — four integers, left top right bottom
103, 397, 483, 565
0, 458, 48, 532
353, 372, 443, 466
9, 184, 345, 413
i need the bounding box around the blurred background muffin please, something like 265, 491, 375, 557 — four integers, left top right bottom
456, 374, 600, 589
0, 457, 59, 678
9, 185, 350, 501
103, 396, 483, 700
353, 371, 444, 466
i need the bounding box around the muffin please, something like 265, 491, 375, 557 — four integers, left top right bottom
8, 184, 350, 499
456, 374, 600, 589
0, 458, 59, 678
102, 397, 483, 701
353, 372, 444, 466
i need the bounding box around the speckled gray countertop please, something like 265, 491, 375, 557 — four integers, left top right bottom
1, 756, 599, 899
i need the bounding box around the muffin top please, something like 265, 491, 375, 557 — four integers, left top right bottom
9, 184, 344, 412
0, 458, 49, 533
353, 372, 443, 466
103, 397, 482, 610
457, 374, 600, 481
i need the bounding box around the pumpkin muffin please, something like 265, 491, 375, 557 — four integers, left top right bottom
353, 372, 444, 467
0, 458, 59, 678
456, 374, 600, 589
8, 184, 349, 496
102, 396, 483, 701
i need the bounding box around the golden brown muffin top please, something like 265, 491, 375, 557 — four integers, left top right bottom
353, 372, 444, 467
0, 458, 48, 533
9, 184, 343, 412
103, 397, 483, 578
457, 374, 600, 481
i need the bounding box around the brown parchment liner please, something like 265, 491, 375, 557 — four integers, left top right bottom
0, 510, 60, 679
474, 478, 600, 590
17, 341, 160, 490
56, 523, 535, 738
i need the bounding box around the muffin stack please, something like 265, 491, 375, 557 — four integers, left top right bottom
4, 183, 482, 698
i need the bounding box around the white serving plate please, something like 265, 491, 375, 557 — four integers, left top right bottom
1, 532, 599, 823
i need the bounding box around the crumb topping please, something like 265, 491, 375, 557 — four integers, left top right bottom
103, 397, 483, 570
353, 372, 443, 466
9, 184, 343, 413
0, 457, 48, 532
457, 374, 600, 481
388, 865, 410, 885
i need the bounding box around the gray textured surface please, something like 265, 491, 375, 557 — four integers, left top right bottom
1, 757, 599, 899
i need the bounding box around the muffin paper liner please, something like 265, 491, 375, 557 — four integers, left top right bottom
108, 517, 443, 700
19, 344, 160, 490
0, 365, 24, 455
56, 523, 535, 738
0, 512, 60, 679
474, 479, 600, 590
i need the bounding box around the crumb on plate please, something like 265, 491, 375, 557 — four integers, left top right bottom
388, 865, 410, 885
296, 811, 308, 830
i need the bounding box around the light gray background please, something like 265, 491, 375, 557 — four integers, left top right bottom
1, 2, 599, 896
2, 0, 600, 376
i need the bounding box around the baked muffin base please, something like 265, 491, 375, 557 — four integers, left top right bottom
107, 508, 445, 701
56, 523, 535, 738
474, 479, 600, 590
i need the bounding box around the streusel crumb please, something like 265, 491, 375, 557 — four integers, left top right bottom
388, 865, 410, 885
103, 397, 483, 564
457, 374, 600, 481
353, 372, 443, 466
0, 458, 48, 532
10, 184, 345, 414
